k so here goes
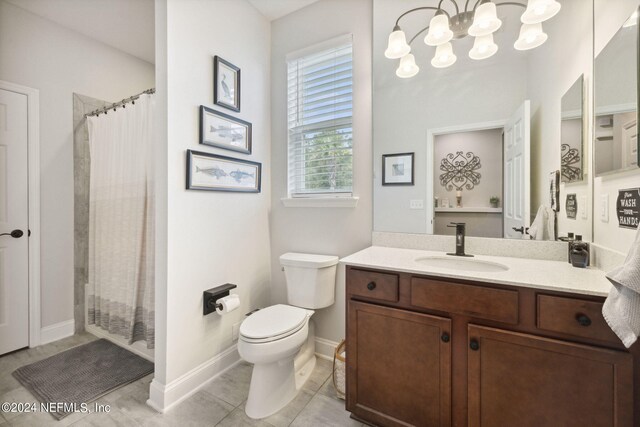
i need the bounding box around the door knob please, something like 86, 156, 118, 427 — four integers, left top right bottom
511, 226, 530, 235
0, 229, 23, 238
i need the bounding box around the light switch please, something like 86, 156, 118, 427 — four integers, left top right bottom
600, 194, 609, 222
409, 199, 424, 209
579, 196, 588, 219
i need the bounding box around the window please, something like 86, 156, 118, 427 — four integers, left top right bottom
287, 35, 353, 198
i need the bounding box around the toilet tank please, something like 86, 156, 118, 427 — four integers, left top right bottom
280, 253, 339, 309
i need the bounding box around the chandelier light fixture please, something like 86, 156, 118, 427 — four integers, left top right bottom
385, 0, 561, 77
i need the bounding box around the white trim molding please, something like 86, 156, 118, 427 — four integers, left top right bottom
281, 196, 359, 208
315, 337, 340, 361
147, 344, 241, 413
40, 320, 74, 345
0, 80, 41, 348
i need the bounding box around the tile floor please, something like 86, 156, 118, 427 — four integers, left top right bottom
0, 333, 363, 426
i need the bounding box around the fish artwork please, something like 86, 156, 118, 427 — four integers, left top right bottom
196, 166, 227, 179
230, 169, 254, 182
210, 125, 243, 142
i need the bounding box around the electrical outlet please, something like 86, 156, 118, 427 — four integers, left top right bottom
409, 199, 424, 209
232, 322, 241, 341
600, 194, 609, 222
580, 196, 588, 219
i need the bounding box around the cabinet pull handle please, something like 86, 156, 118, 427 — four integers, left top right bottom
366, 282, 376, 291
441, 332, 450, 343
469, 339, 480, 351
576, 313, 592, 327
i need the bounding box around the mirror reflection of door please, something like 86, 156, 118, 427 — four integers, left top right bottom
504, 101, 531, 240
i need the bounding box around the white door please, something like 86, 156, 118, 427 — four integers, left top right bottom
0, 88, 29, 355
503, 100, 531, 239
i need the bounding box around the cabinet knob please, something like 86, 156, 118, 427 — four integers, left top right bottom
575, 313, 592, 327
469, 339, 480, 351
441, 332, 450, 343
366, 281, 376, 291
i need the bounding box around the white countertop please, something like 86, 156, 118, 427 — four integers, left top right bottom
434, 207, 502, 213
340, 246, 614, 297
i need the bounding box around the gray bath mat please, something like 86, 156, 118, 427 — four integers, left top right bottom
12, 338, 153, 420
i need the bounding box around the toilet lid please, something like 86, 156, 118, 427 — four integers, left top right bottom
240, 304, 309, 340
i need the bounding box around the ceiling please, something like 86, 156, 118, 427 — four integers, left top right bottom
4, 0, 155, 64
247, 0, 320, 21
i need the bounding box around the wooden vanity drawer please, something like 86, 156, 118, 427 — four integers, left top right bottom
347, 268, 399, 302
410, 277, 519, 324
537, 294, 619, 344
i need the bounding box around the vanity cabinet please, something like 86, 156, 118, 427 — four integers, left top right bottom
345, 266, 637, 427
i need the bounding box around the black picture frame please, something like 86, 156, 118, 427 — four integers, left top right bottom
186, 150, 261, 193
199, 106, 252, 154
382, 153, 415, 186
214, 56, 241, 112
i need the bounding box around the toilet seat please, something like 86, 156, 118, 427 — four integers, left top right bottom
240, 304, 310, 344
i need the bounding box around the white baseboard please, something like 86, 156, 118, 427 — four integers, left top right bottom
40, 319, 75, 345
315, 337, 340, 361
147, 344, 240, 413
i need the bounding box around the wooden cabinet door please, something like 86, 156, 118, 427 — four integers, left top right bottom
468, 325, 634, 427
347, 301, 452, 427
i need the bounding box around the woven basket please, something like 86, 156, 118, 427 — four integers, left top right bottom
332, 339, 346, 400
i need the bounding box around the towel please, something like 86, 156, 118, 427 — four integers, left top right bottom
528, 205, 555, 240
602, 226, 640, 348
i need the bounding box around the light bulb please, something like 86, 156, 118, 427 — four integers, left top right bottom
521, 0, 561, 24
431, 42, 457, 68
424, 13, 453, 46
468, 2, 502, 37
385, 27, 411, 59
396, 54, 419, 78
514, 22, 548, 50
469, 34, 498, 60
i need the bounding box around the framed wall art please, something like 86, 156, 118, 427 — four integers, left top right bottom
186, 150, 261, 193
199, 106, 251, 154
214, 56, 240, 112
382, 153, 414, 186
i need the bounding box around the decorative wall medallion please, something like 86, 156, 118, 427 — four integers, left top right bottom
439, 151, 481, 191
561, 143, 582, 182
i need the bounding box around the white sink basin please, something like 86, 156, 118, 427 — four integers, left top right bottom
415, 256, 510, 273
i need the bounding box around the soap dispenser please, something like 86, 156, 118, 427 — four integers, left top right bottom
569, 235, 590, 268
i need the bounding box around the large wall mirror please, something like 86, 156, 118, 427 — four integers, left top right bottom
561, 75, 584, 184
593, 0, 640, 254
373, 0, 593, 241
594, 5, 638, 176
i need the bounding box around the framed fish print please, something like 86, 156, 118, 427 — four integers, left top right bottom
200, 106, 252, 154
186, 150, 261, 193
214, 56, 240, 112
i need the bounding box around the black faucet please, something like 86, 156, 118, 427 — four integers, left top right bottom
446, 222, 473, 257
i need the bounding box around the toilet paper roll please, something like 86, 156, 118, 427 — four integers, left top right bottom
216, 294, 240, 315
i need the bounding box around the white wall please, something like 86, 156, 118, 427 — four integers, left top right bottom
270, 0, 373, 343
526, 0, 593, 241
0, 0, 155, 328
154, 0, 272, 393
593, 0, 640, 253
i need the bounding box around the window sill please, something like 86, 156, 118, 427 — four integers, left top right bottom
281, 196, 359, 208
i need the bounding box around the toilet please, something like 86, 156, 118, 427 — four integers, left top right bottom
238, 252, 339, 419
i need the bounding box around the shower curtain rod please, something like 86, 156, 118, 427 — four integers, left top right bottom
84, 88, 155, 118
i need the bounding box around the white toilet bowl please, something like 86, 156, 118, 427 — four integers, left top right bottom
238, 304, 315, 419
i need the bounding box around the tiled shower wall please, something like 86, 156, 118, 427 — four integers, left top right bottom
72, 93, 109, 333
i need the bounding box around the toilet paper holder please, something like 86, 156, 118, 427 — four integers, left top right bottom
203, 283, 237, 315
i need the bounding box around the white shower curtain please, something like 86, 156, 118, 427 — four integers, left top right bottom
87, 94, 155, 348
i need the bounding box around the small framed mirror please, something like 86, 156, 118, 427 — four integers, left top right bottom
594, 6, 639, 176
561, 75, 585, 183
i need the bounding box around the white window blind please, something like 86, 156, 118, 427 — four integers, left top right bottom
287, 35, 353, 197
